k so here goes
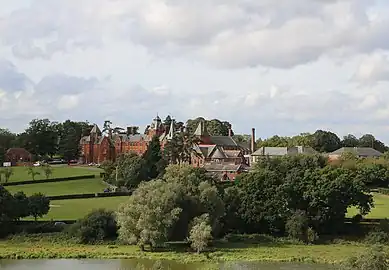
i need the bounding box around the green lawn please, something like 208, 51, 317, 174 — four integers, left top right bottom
348, 193, 389, 219
6, 178, 109, 196
5, 166, 102, 183
41, 196, 129, 220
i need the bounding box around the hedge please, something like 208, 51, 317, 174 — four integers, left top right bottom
48, 191, 132, 201
3, 174, 96, 186
376, 188, 389, 196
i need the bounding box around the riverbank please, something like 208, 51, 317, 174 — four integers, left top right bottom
0, 234, 380, 265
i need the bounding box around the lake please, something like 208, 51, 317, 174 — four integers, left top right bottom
0, 259, 336, 269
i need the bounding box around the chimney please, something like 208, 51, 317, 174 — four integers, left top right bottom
251, 128, 256, 153
126, 127, 131, 136
228, 125, 232, 137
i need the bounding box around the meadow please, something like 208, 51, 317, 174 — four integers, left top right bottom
41, 196, 129, 220
6, 178, 109, 196
6, 166, 101, 183
347, 192, 389, 219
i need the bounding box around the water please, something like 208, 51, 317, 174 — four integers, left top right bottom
0, 259, 335, 270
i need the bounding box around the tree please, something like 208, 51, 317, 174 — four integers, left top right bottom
143, 135, 164, 179
342, 134, 359, 147
23, 119, 59, 158
312, 130, 341, 153
68, 209, 118, 244
163, 132, 200, 165
117, 179, 183, 250
42, 164, 53, 179
117, 165, 224, 249
285, 210, 309, 242
189, 214, 213, 253
57, 120, 88, 161
0, 186, 16, 237
28, 193, 50, 221
186, 117, 233, 136
115, 153, 147, 188
1, 168, 13, 183
13, 191, 30, 220
0, 128, 17, 165
359, 134, 388, 153
27, 166, 40, 181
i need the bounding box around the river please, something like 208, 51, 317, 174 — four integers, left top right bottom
0, 259, 336, 269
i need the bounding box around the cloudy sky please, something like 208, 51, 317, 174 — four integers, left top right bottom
1, 0, 389, 142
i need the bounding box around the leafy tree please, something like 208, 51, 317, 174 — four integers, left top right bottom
341, 245, 389, 270
23, 119, 59, 158
27, 166, 40, 181
57, 120, 89, 161
42, 165, 53, 179
2, 168, 13, 183
359, 134, 388, 153
290, 133, 314, 147
13, 191, 30, 220
232, 134, 251, 143
117, 179, 182, 250
189, 214, 213, 253
285, 210, 309, 242
0, 128, 17, 165
186, 117, 233, 136
142, 135, 164, 179
68, 209, 118, 244
164, 132, 200, 165
28, 193, 50, 221
115, 153, 147, 188
342, 134, 359, 147
0, 186, 16, 237
312, 130, 341, 153
100, 160, 116, 183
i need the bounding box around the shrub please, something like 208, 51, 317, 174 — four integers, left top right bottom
306, 227, 319, 244
377, 219, 389, 233
365, 231, 389, 245
351, 214, 363, 224
285, 210, 308, 242
68, 209, 118, 244
341, 245, 389, 270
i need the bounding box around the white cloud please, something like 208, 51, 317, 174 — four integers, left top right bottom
2, 0, 389, 143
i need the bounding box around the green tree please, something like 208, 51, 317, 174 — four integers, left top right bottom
0, 186, 16, 237
189, 214, 213, 253
142, 135, 164, 179
359, 134, 388, 153
164, 132, 200, 165
57, 120, 87, 161
0, 128, 17, 165
28, 193, 50, 221
13, 191, 30, 220
285, 210, 309, 242
117, 179, 182, 250
342, 134, 359, 147
23, 119, 59, 158
312, 130, 341, 153
42, 164, 53, 179
186, 117, 233, 136
115, 153, 147, 188
342, 246, 389, 270
27, 166, 40, 181
1, 168, 13, 183
257, 135, 290, 147
290, 133, 314, 147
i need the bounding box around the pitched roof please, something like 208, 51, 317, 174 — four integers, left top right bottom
211, 148, 227, 159
330, 147, 382, 157
90, 124, 101, 134
203, 163, 243, 172
6, 148, 32, 157
210, 136, 238, 147
251, 146, 317, 156
194, 121, 209, 137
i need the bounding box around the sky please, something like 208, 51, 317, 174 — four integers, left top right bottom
1, 0, 389, 142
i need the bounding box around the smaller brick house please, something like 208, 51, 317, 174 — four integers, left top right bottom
5, 148, 32, 166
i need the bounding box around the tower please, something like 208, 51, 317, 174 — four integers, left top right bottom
148, 114, 164, 138
89, 124, 101, 163
167, 119, 175, 140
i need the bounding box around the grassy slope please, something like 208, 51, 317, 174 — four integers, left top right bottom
42, 197, 129, 220
347, 193, 389, 219
0, 234, 372, 264
6, 166, 101, 183
6, 178, 108, 196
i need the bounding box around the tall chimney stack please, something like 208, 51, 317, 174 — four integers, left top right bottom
251, 128, 256, 153
228, 124, 232, 137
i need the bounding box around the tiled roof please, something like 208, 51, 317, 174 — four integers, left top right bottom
6, 148, 32, 157
210, 136, 238, 147
251, 146, 317, 156
203, 163, 243, 172
224, 150, 242, 158
330, 147, 382, 157
211, 148, 227, 159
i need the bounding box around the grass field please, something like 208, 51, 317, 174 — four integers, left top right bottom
0, 234, 376, 264
6, 166, 102, 183
347, 192, 389, 219
6, 178, 109, 196
41, 196, 129, 220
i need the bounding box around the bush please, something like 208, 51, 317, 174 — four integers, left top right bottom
285, 210, 308, 242
377, 219, 389, 233
365, 231, 389, 245
351, 214, 363, 224
306, 227, 319, 244
341, 245, 389, 270
189, 215, 213, 254
67, 209, 118, 244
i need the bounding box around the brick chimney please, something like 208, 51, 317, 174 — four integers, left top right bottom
251, 128, 256, 153
228, 125, 232, 137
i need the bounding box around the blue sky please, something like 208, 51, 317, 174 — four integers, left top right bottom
1, 0, 389, 142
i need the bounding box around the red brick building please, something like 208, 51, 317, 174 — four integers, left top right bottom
79, 116, 172, 164
80, 117, 252, 181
